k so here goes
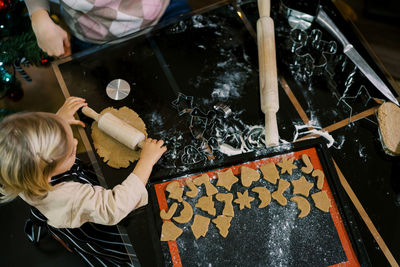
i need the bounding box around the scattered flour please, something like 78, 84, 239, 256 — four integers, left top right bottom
292, 124, 335, 147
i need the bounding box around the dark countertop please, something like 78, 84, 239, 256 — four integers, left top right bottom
53, 0, 400, 266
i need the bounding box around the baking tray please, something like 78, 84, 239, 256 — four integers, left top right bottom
149, 139, 368, 266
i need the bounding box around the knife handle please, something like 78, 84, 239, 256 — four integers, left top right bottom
315, 9, 350, 48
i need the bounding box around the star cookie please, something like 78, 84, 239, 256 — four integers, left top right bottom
217, 169, 239, 191
234, 190, 255, 210
277, 157, 297, 175
291, 176, 314, 197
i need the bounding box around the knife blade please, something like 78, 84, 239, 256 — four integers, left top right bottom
315, 9, 399, 106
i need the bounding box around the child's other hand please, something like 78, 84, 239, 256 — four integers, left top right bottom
140, 138, 167, 166
56, 97, 87, 127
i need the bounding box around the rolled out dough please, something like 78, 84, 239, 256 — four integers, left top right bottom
91, 107, 147, 168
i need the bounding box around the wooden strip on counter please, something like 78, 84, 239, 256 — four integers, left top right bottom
279, 76, 310, 126
333, 160, 399, 267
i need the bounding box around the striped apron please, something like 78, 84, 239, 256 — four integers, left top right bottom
24, 159, 140, 267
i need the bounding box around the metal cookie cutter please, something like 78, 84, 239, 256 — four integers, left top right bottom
287, 28, 337, 81
280, 0, 399, 105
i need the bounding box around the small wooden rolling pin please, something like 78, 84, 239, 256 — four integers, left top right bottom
82, 106, 145, 150
257, 0, 279, 146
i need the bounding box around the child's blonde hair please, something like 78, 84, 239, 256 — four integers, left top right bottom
0, 112, 69, 202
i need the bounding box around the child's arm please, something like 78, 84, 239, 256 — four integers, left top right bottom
56, 97, 87, 127
133, 138, 167, 185
39, 138, 167, 228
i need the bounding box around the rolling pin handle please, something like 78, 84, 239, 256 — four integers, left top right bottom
137, 139, 145, 149
258, 0, 270, 18
82, 106, 100, 121
265, 112, 279, 146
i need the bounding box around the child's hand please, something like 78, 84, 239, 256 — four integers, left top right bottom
140, 138, 167, 166
56, 97, 87, 127
133, 138, 167, 184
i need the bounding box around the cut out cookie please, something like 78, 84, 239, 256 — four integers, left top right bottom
291, 176, 314, 197
166, 181, 184, 202
290, 196, 311, 218
234, 190, 255, 210
271, 179, 290, 206
173, 201, 193, 224
312, 169, 325, 190
277, 157, 297, 175
191, 215, 211, 239
240, 166, 260, 187
160, 221, 183, 241
193, 174, 218, 196
217, 169, 239, 191
215, 193, 234, 217
185, 179, 199, 198
251, 187, 271, 208
311, 191, 331, 212
195, 196, 216, 216
301, 154, 313, 174
212, 215, 232, 238
259, 162, 280, 184
160, 202, 178, 220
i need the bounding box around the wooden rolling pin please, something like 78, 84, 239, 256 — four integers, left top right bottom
82, 106, 145, 150
257, 0, 279, 146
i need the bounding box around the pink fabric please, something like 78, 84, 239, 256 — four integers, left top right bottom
77, 15, 109, 40
93, 0, 120, 10
142, 0, 161, 20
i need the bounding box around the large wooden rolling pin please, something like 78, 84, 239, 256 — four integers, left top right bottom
82, 106, 145, 150
257, 0, 279, 146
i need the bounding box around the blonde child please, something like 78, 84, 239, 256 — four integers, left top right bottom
0, 97, 167, 266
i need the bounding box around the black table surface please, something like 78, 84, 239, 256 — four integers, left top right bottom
53, 0, 400, 266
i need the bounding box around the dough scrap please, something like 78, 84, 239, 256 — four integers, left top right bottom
195, 195, 216, 216
160, 221, 183, 241
216, 169, 239, 191
377, 102, 400, 155
251, 187, 271, 208
259, 162, 280, 184
301, 154, 313, 174
173, 201, 193, 224
234, 190, 255, 210
240, 166, 260, 187
191, 215, 211, 239
91, 107, 147, 168
193, 174, 218, 196
312, 169, 325, 190
290, 196, 311, 218
166, 181, 184, 202
277, 157, 297, 175
160, 202, 178, 220
291, 176, 314, 197
215, 193, 234, 217
271, 179, 291, 206
311, 191, 331, 212
212, 215, 232, 238
185, 179, 199, 198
